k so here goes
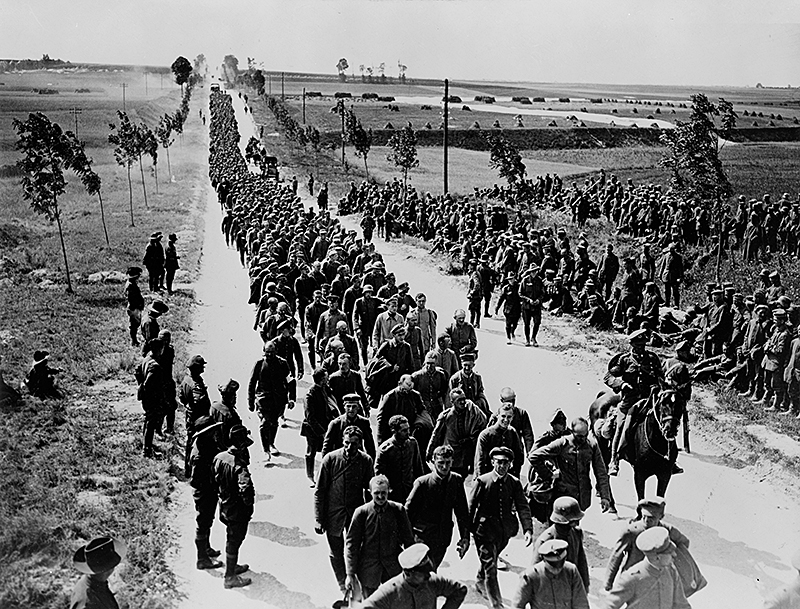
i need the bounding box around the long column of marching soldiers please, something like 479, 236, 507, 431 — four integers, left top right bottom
163, 88, 800, 609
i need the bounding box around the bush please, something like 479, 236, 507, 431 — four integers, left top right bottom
334, 92, 352, 98
532, 97, 545, 102
558, 97, 570, 103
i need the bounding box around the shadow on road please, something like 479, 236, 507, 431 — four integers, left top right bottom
248, 520, 318, 548
265, 451, 305, 470
237, 570, 327, 609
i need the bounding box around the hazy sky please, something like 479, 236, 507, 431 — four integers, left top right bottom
2, 0, 800, 87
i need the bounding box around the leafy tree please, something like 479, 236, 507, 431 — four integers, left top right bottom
336, 58, 349, 82
305, 125, 321, 151
13, 113, 78, 291
155, 113, 174, 180
64, 132, 109, 245
660, 93, 737, 280
387, 125, 418, 203
486, 134, 526, 186
252, 69, 266, 95
345, 109, 373, 176
359, 64, 366, 82
108, 111, 139, 226
171, 56, 193, 90
194, 53, 206, 74
223, 55, 239, 84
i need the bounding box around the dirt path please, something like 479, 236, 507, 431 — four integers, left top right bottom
169, 92, 800, 609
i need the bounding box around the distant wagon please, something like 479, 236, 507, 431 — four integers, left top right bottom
334, 92, 352, 98
264, 156, 279, 181
444, 95, 462, 103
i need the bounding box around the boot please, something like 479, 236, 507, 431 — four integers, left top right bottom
196, 537, 222, 569
224, 552, 251, 588
305, 455, 316, 487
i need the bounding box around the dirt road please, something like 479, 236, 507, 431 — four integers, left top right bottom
169, 91, 800, 609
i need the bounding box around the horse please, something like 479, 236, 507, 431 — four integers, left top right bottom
589, 388, 684, 500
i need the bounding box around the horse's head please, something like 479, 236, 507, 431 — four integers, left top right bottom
654, 389, 684, 441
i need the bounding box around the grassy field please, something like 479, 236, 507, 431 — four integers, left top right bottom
265, 72, 800, 135
344, 145, 598, 196
0, 69, 205, 609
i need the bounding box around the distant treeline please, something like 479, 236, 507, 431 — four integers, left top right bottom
0, 56, 171, 74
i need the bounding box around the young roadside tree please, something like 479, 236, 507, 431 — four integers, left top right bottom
387, 125, 419, 204
108, 110, 139, 226
139, 123, 159, 194
346, 109, 373, 177
155, 113, 174, 181
13, 112, 78, 292
487, 134, 526, 187
305, 125, 320, 151
64, 132, 110, 245
131, 122, 156, 207
171, 56, 193, 93
222, 55, 239, 84
660, 93, 737, 280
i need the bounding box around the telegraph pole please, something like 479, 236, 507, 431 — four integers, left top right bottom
339, 100, 346, 165
302, 87, 306, 123
68, 107, 82, 138
120, 83, 128, 111
443, 78, 449, 195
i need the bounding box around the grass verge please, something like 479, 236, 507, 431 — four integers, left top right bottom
0, 74, 209, 608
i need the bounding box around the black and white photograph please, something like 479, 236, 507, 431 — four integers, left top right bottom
1, 1, 800, 608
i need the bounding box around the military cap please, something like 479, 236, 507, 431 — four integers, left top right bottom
770, 271, 780, 279
327, 293, 341, 302
387, 295, 399, 304
480, 254, 491, 262
150, 232, 161, 240
343, 393, 361, 404
637, 495, 667, 517
397, 281, 409, 291
228, 423, 254, 447
724, 286, 735, 294
390, 324, 407, 335
636, 526, 676, 554
126, 266, 142, 278
218, 379, 240, 394
469, 258, 478, 266
629, 328, 648, 343
193, 416, 222, 438
168, 233, 177, 242
276, 318, 293, 333
460, 351, 476, 362
756, 304, 771, 314
265, 281, 277, 291
362, 284, 374, 293
424, 352, 438, 364
545, 269, 557, 276
538, 539, 569, 561
773, 308, 787, 319
386, 272, 396, 280
188, 354, 206, 368
778, 296, 792, 308
489, 446, 514, 460
150, 300, 169, 315
705, 282, 718, 291
73, 537, 127, 575
398, 543, 434, 572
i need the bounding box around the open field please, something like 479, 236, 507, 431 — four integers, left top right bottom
345, 145, 598, 195
0, 69, 206, 608
258, 72, 800, 135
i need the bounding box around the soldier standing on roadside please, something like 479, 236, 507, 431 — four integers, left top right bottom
213, 424, 255, 589
181, 354, 212, 475
164, 233, 180, 295
188, 416, 224, 571
143, 232, 165, 292
136, 337, 166, 459
124, 266, 144, 347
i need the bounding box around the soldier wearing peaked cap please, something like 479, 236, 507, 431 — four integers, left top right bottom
188, 416, 224, 571
143, 231, 165, 292
124, 267, 144, 347
357, 543, 468, 609
210, 379, 242, 443
532, 496, 590, 592
512, 538, 589, 609
604, 526, 691, 609
180, 354, 211, 475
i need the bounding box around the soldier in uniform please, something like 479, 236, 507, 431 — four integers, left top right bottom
445, 310, 478, 366
247, 340, 292, 460
376, 414, 424, 503
604, 329, 664, 476
213, 424, 255, 589
519, 265, 545, 347
427, 332, 459, 380
124, 266, 144, 347
466, 259, 484, 328
760, 308, 792, 411
427, 388, 488, 478
411, 352, 449, 424
603, 526, 691, 609
512, 539, 589, 609
358, 543, 468, 609
532, 497, 590, 592
468, 446, 533, 609
180, 354, 211, 474
405, 445, 470, 569
187, 416, 224, 570
474, 402, 524, 477
449, 352, 489, 416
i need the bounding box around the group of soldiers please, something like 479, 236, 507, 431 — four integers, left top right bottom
188, 87, 736, 609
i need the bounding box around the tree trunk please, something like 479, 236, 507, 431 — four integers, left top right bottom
166, 146, 172, 180
54, 204, 73, 294
97, 190, 110, 245
154, 162, 159, 195
127, 165, 135, 227
137, 154, 148, 208
363, 154, 369, 178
